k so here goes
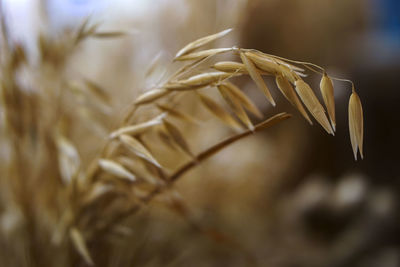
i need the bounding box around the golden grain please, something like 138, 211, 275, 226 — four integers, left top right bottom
175, 28, 233, 58
218, 84, 254, 130
55, 135, 80, 184
109, 113, 165, 138
197, 92, 242, 129
70, 228, 94, 266
244, 51, 280, 74
177, 71, 237, 87
240, 52, 276, 106
163, 119, 194, 157
219, 82, 263, 118
213, 61, 248, 73
119, 135, 161, 168
98, 159, 136, 181
249, 51, 305, 72
348, 91, 364, 160
320, 73, 336, 131
294, 79, 333, 134
134, 89, 170, 105
275, 74, 312, 124
175, 47, 233, 61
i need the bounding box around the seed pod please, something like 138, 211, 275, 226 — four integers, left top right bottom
294, 79, 333, 134
320, 73, 336, 131
240, 52, 276, 106
348, 91, 364, 160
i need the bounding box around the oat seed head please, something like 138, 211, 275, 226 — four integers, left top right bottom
295, 79, 334, 135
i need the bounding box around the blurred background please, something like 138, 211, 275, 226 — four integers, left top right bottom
1, 0, 399, 266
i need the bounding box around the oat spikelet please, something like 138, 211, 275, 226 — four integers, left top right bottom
70, 228, 94, 266
163, 119, 194, 157
294, 79, 334, 134
218, 84, 254, 130
275, 74, 312, 124
135, 89, 170, 105
178, 72, 237, 87
98, 159, 136, 181
119, 135, 161, 168
109, 113, 165, 139
175, 48, 233, 61
84, 79, 111, 104
278, 64, 298, 84
82, 183, 114, 206
320, 73, 336, 131
213, 61, 248, 74
175, 28, 232, 59
55, 135, 80, 184
240, 52, 276, 106
213, 61, 272, 75
220, 82, 262, 118
157, 128, 177, 149
156, 104, 198, 124
250, 51, 305, 72
244, 51, 280, 74
197, 93, 242, 129
348, 91, 364, 160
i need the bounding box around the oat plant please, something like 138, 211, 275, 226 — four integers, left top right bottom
0, 19, 364, 267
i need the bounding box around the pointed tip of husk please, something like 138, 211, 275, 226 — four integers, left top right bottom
331, 121, 336, 132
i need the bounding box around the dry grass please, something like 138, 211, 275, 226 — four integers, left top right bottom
0, 15, 364, 267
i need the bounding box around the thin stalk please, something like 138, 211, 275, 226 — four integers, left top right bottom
91, 112, 291, 236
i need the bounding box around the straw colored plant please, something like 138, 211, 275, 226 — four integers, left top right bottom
0, 18, 364, 267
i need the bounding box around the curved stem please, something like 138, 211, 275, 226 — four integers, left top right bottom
330, 76, 355, 91
91, 113, 291, 236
